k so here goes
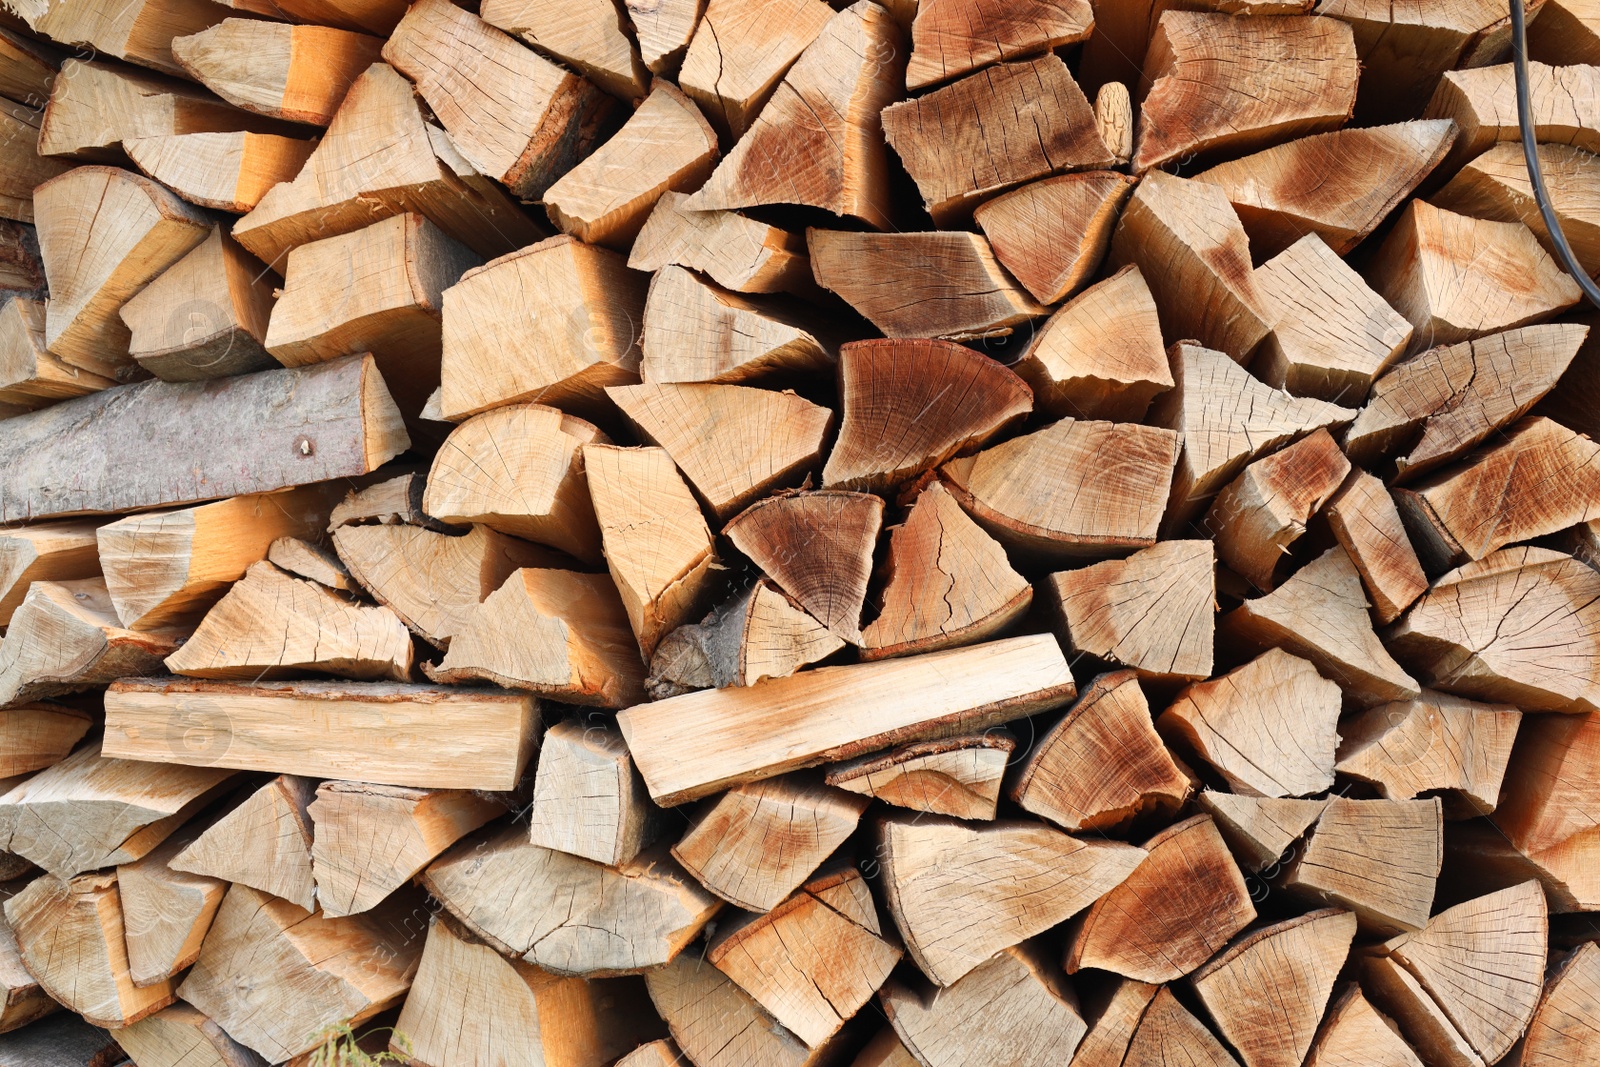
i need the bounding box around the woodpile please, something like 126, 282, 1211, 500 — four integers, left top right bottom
0, 0, 1599, 1064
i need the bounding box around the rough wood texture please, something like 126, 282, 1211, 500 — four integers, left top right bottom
1281, 797, 1443, 934
1363, 950, 1486, 1067
647, 580, 843, 694
1490, 709, 1600, 885
125, 131, 316, 214
646, 952, 827, 1067
0, 297, 113, 414
629, 191, 812, 295
1304, 985, 1426, 1067
267, 537, 353, 591
1123, 986, 1241, 1067
626, 0, 703, 76
905, 0, 1092, 90
972, 171, 1132, 305
479, 0, 648, 100
0, 706, 91, 778
1324, 468, 1429, 624
169, 775, 317, 911
1197, 791, 1328, 872
0, 889, 61, 1032
526, 716, 659, 867
1517, 940, 1600, 1066
1436, 142, 1600, 277
1337, 691, 1521, 815
172, 19, 384, 125
117, 830, 226, 989
0, 519, 100, 626
1068, 978, 1159, 1067
825, 733, 1013, 820
676, 0, 833, 140
1205, 429, 1351, 590
1423, 61, 1600, 176
641, 264, 833, 385
112, 1003, 268, 1067
11, 0, 232, 78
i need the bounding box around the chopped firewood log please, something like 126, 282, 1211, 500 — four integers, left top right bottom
940, 418, 1179, 560
1517, 940, 1600, 1066
1011, 671, 1192, 833
326, 469, 440, 531
859, 481, 1030, 660
1528, 0, 1600, 63
1067, 814, 1255, 982
1197, 790, 1328, 872
526, 716, 660, 866
5, 872, 175, 1027
1012, 265, 1170, 421
626, 0, 703, 76
1069, 978, 1160, 1067
170, 775, 317, 911
972, 172, 1135, 306
1488, 710, 1600, 900
1305, 985, 1426, 1067
1424, 62, 1600, 177
171, 19, 383, 125
881, 814, 1146, 986
647, 580, 843, 694
608, 382, 831, 522
13, 0, 231, 78
647, 952, 828, 1067
0, 706, 91, 777
178, 885, 423, 1062
0, 24, 59, 108
724, 490, 880, 643
123, 132, 316, 214
881, 944, 1090, 1067
1364, 953, 1486, 1067
0, 298, 112, 413
640, 264, 834, 385
33, 165, 209, 379
231, 63, 542, 268
709, 866, 901, 1047
1205, 429, 1350, 590
630, 192, 812, 296
98, 483, 348, 629
1192, 119, 1457, 259
1158, 648, 1341, 797
1122, 986, 1240, 1067
104, 678, 538, 789
0, 890, 55, 1033
478, 0, 649, 100
0, 354, 406, 524
226, 0, 405, 34
672, 775, 868, 911
882, 54, 1110, 225
395, 915, 657, 1067
544, 83, 719, 249
904, 0, 1092, 90
1443, 819, 1600, 915
808, 229, 1047, 341
267, 537, 352, 591
1095, 81, 1134, 165
0, 222, 46, 298
1324, 469, 1429, 624
1281, 797, 1443, 934
676, 0, 833, 139
686, 1, 904, 229
439, 235, 645, 420
1436, 143, 1600, 276
423, 825, 719, 974
1108, 172, 1272, 362
113, 1003, 266, 1067
825, 733, 1013, 820
116, 831, 225, 988
1337, 692, 1521, 815
0, 102, 68, 222
0, 520, 100, 626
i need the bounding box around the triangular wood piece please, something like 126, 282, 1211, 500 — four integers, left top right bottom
1071, 977, 1160, 1067
116, 1003, 285, 1067
687, 1, 905, 229
1197, 791, 1328, 872
1423, 61, 1600, 176
0, 520, 101, 628
1282, 797, 1442, 935
0, 298, 113, 415
1436, 142, 1600, 276
676, 0, 834, 140
880, 814, 1147, 986
1011, 671, 1192, 834
1324, 469, 1428, 624
1337, 691, 1521, 815
116, 831, 225, 988
172, 19, 384, 126
1305, 985, 1426, 1067
124, 131, 316, 214
648, 580, 844, 694
1363, 954, 1486, 1067
12, 0, 229, 78
0, 705, 91, 778
1443, 819, 1600, 915
1492, 708, 1600, 861
646, 952, 828, 1067
825, 732, 1015, 821
526, 715, 660, 867
629, 191, 812, 296
1517, 940, 1600, 1067
172, 776, 318, 911
724, 490, 882, 644
327, 470, 441, 531
1158, 648, 1341, 798
268, 537, 354, 592
479, 0, 648, 100
905, 0, 1092, 90
640, 264, 833, 384
1123, 987, 1240, 1067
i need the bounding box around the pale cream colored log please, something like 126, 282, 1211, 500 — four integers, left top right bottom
171, 19, 385, 125
1337, 692, 1521, 815
1122, 986, 1240, 1067
0, 888, 57, 1032
0, 519, 100, 626
646, 952, 832, 1067
1324, 468, 1428, 625
170, 775, 316, 911
646, 579, 843, 695
0, 705, 91, 778
267, 537, 353, 591
1304, 985, 1426, 1067
125, 131, 316, 214
640, 263, 834, 383
1204, 429, 1350, 590
1070, 978, 1161, 1067
629, 191, 812, 295
0, 101, 67, 220
1361, 955, 1484, 1067
526, 716, 659, 867
1197, 790, 1328, 872
1095, 80, 1133, 166
825, 733, 1014, 821
906, 0, 1092, 89
326, 469, 437, 531
117, 830, 225, 988
1516, 940, 1600, 1067
0, 298, 114, 415
1282, 797, 1444, 935
677, 0, 832, 138
0, 24, 60, 111
482, 0, 646, 99
1436, 142, 1600, 277
1424, 61, 1600, 176
16, 0, 232, 78
112, 1003, 268, 1067
627, 0, 704, 75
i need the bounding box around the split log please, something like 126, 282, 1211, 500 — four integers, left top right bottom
124, 132, 316, 214
1305, 985, 1426, 1067
1424, 62, 1600, 177
640, 264, 833, 384
1197, 790, 1328, 872
544, 83, 718, 249
905, 0, 1092, 90
646, 952, 827, 1067
0, 224, 46, 298
112, 1003, 267, 1067
1192, 119, 1457, 259
0, 887, 55, 1033
1436, 143, 1600, 276
1011, 264, 1170, 421
267, 537, 352, 591
880, 814, 1146, 986
1010, 671, 1192, 833
1527, 0, 1600, 63
1134, 12, 1357, 173
118, 228, 279, 382
825, 733, 1013, 820
0, 706, 91, 777
526, 716, 659, 867
881, 53, 1111, 224
858, 481, 1031, 660
685, 1, 905, 229
646, 580, 843, 694
0, 24, 59, 109
1363, 952, 1488, 1067
98, 483, 349, 630
629, 191, 813, 295
0, 578, 181, 708
1096, 81, 1134, 167
1516, 940, 1600, 1066
1281, 797, 1443, 934
0, 520, 100, 626
676, 0, 834, 139
626, 0, 703, 76
1190, 909, 1358, 1067
1069, 978, 1160, 1067
474, 0, 647, 101
1324, 469, 1429, 624
422, 825, 719, 974
1442, 820, 1600, 916
1337, 692, 1521, 815
15, 0, 231, 78
1122, 987, 1241, 1067
177, 885, 424, 1063
171, 19, 384, 125
0, 354, 407, 524
0, 300, 103, 416
326, 469, 441, 531
1066, 814, 1255, 982
232, 0, 407, 35
103, 678, 539, 790
672, 775, 869, 912
1157, 648, 1341, 797
438, 235, 645, 421
116, 831, 225, 987
608, 382, 832, 522
939, 417, 1180, 560
807, 229, 1048, 341
170, 776, 317, 911
5, 872, 175, 1028
1487, 710, 1600, 900
0, 103, 67, 221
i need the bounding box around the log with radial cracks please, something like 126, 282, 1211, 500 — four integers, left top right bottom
640, 264, 835, 384
171, 776, 317, 912
826, 732, 1015, 820
1280, 797, 1444, 935
172, 19, 384, 125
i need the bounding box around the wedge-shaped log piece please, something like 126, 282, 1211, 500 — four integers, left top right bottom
882, 54, 1111, 224
881, 814, 1146, 986
17, 0, 233, 78
113, 1003, 268, 1067
0, 881, 55, 1031
1370, 201, 1581, 352
1095, 79, 1133, 163
171, 19, 384, 126
0, 520, 100, 627
0, 298, 114, 414
647, 580, 843, 694
0, 25, 60, 112
647, 952, 828, 1067
104, 679, 538, 790
882, 944, 1089, 1067
5, 871, 175, 1028
621, 633, 1076, 805
808, 229, 1048, 341
1222, 546, 1420, 707
672, 775, 868, 912
1123, 987, 1240, 1067
1337, 692, 1520, 815
1011, 671, 1191, 834
626, 0, 703, 76
1528, 0, 1600, 63
1108, 173, 1272, 362
609, 382, 832, 522
311, 780, 500, 919
940, 417, 1177, 561
860, 481, 1031, 660
1158, 648, 1340, 797
0, 103, 66, 226
0, 705, 91, 777
1197, 790, 1328, 872
1324, 469, 1428, 624
724, 490, 881, 644
1205, 429, 1351, 591
1436, 142, 1600, 276
1192, 119, 1457, 259
1134, 12, 1356, 173
1364, 952, 1486, 1067
268, 537, 352, 592
327, 470, 443, 531
423, 825, 719, 974
382, 0, 616, 199
641, 264, 832, 386
130, 132, 313, 218
825, 733, 1014, 821
33, 165, 210, 379
1424, 62, 1600, 176
906, 0, 1093, 90
1282, 797, 1443, 934
482, 0, 647, 100
1069, 977, 1160, 1067
545, 83, 718, 249
526, 716, 659, 867
1013, 264, 1171, 421
1305, 985, 1426, 1067
0, 355, 406, 524
677, 0, 833, 139
1518, 940, 1600, 1067
1491, 708, 1600, 867
170, 775, 316, 911
1155, 342, 1355, 532
178, 885, 423, 1063
629, 192, 812, 296
117, 831, 225, 988
1067, 814, 1255, 983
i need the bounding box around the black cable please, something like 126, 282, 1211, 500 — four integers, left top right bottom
1511, 0, 1600, 307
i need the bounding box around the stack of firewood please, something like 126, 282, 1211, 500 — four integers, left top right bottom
0, 0, 1599, 1063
